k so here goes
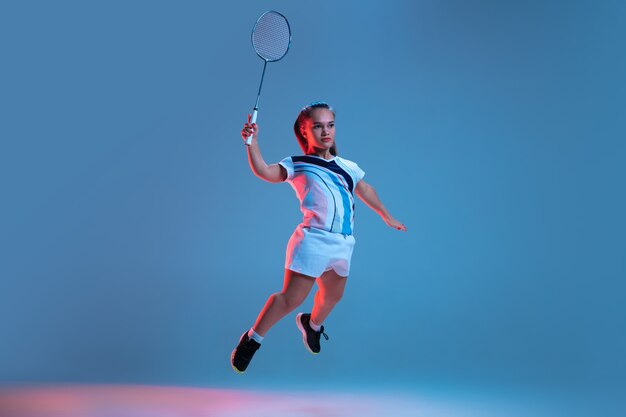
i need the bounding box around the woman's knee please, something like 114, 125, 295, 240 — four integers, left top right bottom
281, 291, 307, 311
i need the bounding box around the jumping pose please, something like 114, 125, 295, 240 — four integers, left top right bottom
231, 102, 406, 373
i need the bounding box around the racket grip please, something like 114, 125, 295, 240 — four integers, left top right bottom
245, 109, 258, 146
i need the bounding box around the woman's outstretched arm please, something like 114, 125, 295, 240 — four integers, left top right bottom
355, 180, 407, 231
241, 114, 287, 183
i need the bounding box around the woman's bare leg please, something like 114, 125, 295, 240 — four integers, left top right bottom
252, 270, 316, 336
311, 269, 347, 326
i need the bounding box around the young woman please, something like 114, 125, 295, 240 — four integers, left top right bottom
231, 102, 406, 373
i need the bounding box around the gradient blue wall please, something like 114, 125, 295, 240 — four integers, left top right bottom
1, 0, 624, 397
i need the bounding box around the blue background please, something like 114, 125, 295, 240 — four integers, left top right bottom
1, 0, 624, 407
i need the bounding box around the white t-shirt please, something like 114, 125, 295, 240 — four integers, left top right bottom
279, 155, 365, 235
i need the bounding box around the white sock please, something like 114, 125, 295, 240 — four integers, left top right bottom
248, 328, 264, 343
309, 319, 322, 332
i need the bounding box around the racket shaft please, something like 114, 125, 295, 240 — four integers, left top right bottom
245, 109, 258, 146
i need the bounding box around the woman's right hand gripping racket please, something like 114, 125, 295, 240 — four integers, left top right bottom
242, 113, 258, 146
245, 11, 291, 146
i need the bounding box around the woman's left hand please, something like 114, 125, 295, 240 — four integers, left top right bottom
385, 217, 407, 232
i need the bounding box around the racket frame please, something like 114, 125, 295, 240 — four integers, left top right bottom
246, 11, 291, 146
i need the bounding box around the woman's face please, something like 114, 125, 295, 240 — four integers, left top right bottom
301, 109, 335, 153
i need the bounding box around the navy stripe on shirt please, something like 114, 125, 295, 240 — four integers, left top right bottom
292, 156, 355, 194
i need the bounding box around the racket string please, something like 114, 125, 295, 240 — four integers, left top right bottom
252, 12, 290, 61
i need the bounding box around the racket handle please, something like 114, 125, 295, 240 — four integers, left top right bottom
245, 109, 258, 146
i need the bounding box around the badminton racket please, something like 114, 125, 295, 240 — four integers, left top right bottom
245, 11, 291, 146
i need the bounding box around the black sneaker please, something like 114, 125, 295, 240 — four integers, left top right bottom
296, 313, 328, 354
231, 332, 261, 374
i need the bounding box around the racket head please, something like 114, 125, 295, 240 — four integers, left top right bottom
251, 10, 291, 62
